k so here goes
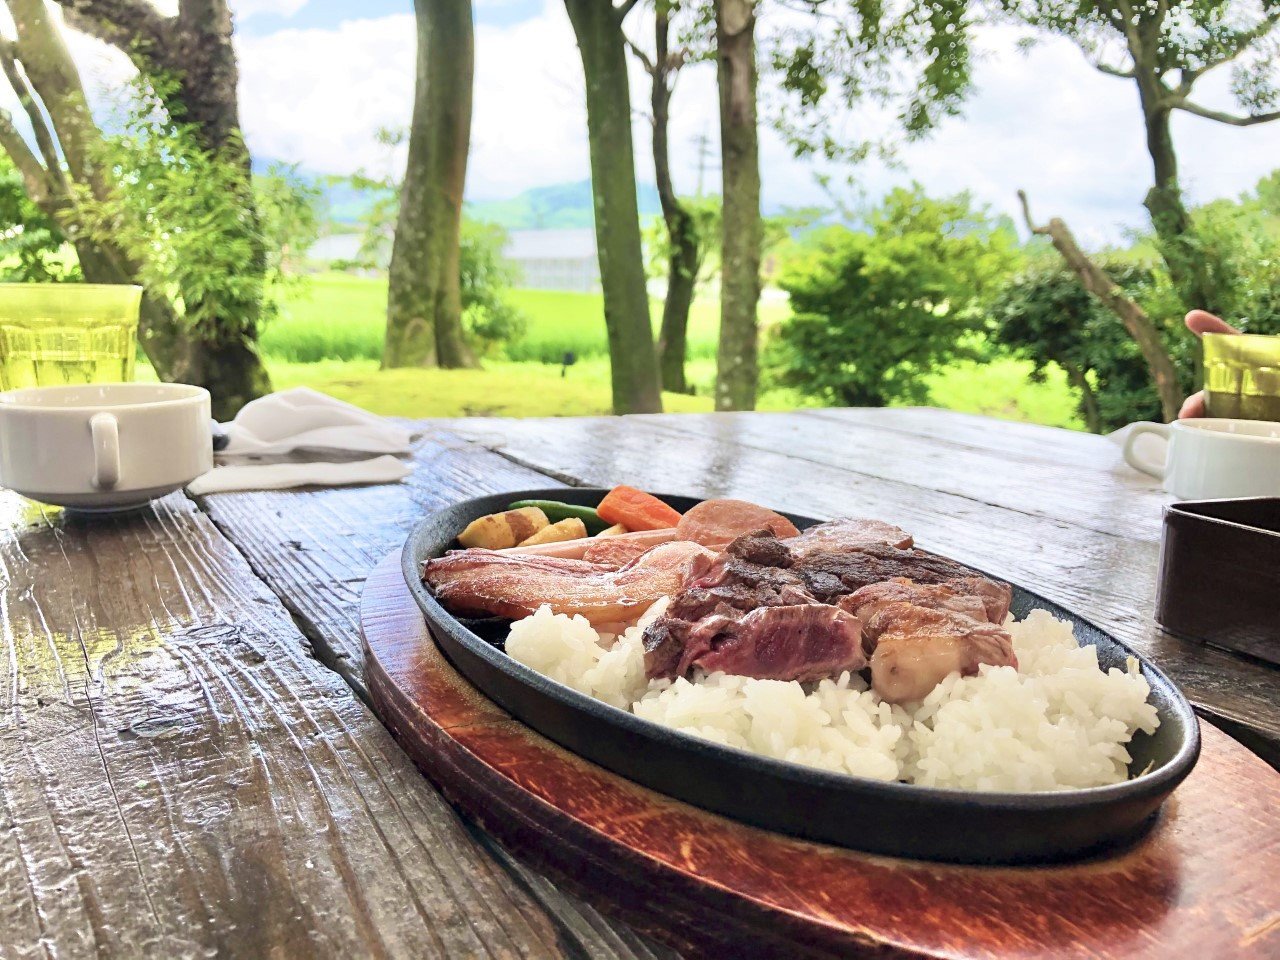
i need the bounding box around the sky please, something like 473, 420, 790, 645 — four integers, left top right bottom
12, 0, 1280, 247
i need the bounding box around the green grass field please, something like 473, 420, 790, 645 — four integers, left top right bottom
251, 273, 1083, 427
266, 274, 789, 364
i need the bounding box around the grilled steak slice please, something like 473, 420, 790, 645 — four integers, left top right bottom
794, 543, 996, 603
677, 604, 865, 682
643, 530, 817, 678
788, 518, 914, 556
944, 576, 1013, 624
642, 525, 1013, 690
840, 578, 1007, 643
863, 601, 1018, 703
664, 529, 815, 622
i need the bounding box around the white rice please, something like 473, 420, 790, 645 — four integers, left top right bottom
504, 603, 1160, 792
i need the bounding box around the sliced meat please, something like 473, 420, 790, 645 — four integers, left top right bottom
641, 617, 687, 680
787, 517, 914, 556
794, 542, 998, 603
946, 576, 1013, 624
864, 602, 1018, 704
840, 578, 996, 641
665, 529, 815, 623
676, 498, 801, 548
581, 536, 670, 568
682, 604, 865, 682
642, 527, 1013, 690
425, 540, 714, 626
643, 530, 817, 678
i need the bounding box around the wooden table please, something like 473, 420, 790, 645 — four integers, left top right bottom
3, 408, 1278, 959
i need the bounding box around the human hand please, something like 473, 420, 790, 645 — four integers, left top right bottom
1178, 310, 1241, 418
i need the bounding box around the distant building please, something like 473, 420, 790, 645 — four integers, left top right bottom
504, 228, 599, 293
307, 232, 364, 265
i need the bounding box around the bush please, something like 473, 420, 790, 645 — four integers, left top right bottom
766, 185, 1021, 407
990, 260, 1194, 432
0, 155, 81, 282
459, 221, 527, 355
993, 173, 1280, 433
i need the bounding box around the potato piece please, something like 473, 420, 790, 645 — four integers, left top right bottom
458, 507, 548, 549
517, 517, 587, 547
595, 523, 628, 537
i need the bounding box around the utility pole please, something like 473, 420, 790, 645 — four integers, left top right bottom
692, 130, 716, 198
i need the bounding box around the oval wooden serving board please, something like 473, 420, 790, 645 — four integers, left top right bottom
361, 553, 1280, 959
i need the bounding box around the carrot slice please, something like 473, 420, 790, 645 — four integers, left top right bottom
596, 485, 682, 531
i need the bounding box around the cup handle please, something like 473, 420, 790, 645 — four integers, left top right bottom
1122, 422, 1171, 479
90, 412, 120, 490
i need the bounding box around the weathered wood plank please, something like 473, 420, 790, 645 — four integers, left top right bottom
192, 428, 675, 960
812, 406, 1114, 462
196, 428, 564, 689
650, 410, 1166, 541
0, 491, 623, 959
447, 414, 1280, 756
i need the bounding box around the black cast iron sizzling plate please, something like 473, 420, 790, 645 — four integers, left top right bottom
401, 488, 1201, 864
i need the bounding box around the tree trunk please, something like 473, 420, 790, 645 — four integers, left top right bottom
9, 0, 109, 199
564, 0, 662, 414
168, 0, 275, 399
652, 8, 697, 395
1135, 74, 1218, 315
171, 0, 246, 154
714, 0, 761, 411
384, 0, 476, 369
51, 0, 273, 413
1020, 191, 1183, 422
1062, 361, 1102, 434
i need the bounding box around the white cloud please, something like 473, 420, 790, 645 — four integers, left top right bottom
232, 0, 310, 20
236, 15, 418, 178
2, 1, 1277, 249
233, 0, 591, 190
470, 4, 588, 196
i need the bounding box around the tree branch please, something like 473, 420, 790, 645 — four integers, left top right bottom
1113, 0, 1143, 56
0, 40, 69, 197
0, 108, 54, 208
1094, 61, 1135, 79
615, 0, 641, 21
56, 0, 173, 67
1178, 12, 1280, 92
625, 35, 656, 75
1173, 98, 1280, 126
1018, 189, 1184, 422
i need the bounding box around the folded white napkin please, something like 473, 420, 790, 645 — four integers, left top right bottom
187, 454, 410, 496
220, 386, 412, 456
187, 388, 414, 496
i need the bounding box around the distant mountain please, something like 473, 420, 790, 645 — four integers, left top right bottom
255, 157, 663, 232
465, 179, 661, 230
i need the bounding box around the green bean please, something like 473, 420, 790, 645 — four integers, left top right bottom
507, 499, 608, 534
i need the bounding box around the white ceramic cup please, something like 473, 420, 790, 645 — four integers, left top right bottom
1122, 418, 1280, 499
0, 382, 212, 511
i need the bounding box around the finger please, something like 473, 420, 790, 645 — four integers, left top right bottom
1178, 390, 1207, 419
1185, 310, 1240, 337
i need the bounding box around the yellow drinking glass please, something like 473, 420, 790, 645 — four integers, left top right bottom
0, 283, 143, 391
1204, 332, 1280, 422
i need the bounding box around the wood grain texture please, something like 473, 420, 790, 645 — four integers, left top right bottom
362, 552, 1280, 960
192, 427, 674, 959
196, 427, 564, 690
0, 491, 633, 959
446, 412, 1280, 758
